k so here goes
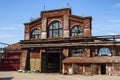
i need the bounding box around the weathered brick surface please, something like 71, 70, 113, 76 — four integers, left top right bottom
20, 50, 28, 70
24, 8, 92, 39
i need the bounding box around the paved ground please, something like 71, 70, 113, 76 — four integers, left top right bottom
0, 71, 120, 80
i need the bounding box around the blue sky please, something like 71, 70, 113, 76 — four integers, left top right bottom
0, 0, 120, 47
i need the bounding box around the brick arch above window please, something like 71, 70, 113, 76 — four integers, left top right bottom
31, 27, 41, 31
48, 19, 63, 26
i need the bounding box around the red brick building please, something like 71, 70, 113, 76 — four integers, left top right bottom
0, 43, 22, 71
20, 8, 120, 75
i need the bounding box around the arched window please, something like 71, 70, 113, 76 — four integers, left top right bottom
71, 47, 83, 57
48, 21, 62, 37
71, 25, 82, 36
31, 29, 41, 38
99, 47, 111, 56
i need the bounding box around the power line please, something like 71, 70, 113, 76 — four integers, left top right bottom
0, 42, 9, 45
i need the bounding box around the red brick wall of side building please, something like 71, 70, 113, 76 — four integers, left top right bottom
7, 52, 21, 59
0, 43, 22, 71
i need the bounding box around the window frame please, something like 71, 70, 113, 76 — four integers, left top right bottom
70, 47, 83, 57
48, 21, 62, 38
31, 29, 41, 39
71, 25, 82, 37
98, 47, 111, 56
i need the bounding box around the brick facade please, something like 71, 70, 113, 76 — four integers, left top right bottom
20, 8, 120, 75
0, 43, 22, 71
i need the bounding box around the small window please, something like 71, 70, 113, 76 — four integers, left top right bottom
99, 47, 111, 56
71, 47, 83, 57
31, 29, 41, 38
71, 25, 82, 36
48, 21, 62, 38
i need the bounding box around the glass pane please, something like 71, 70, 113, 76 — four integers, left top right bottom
48, 21, 62, 37
52, 23, 55, 29
59, 29, 62, 36
53, 30, 58, 37
75, 26, 78, 30
54, 30, 58, 33
71, 48, 83, 57
59, 22, 62, 28
49, 30, 52, 37
99, 48, 111, 55
71, 28, 76, 32
36, 30, 40, 34
49, 25, 53, 29
71, 25, 82, 36
31, 29, 41, 38
55, 22, 58, 29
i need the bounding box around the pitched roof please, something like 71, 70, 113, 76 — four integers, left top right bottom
5, 42, 21, 51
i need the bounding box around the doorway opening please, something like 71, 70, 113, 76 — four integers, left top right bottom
101, 64, 106, 75
41, 48, 62, 73
47, 53, 60, 73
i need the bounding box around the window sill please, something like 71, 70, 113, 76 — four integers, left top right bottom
70, 36, 82, 38
47, 37, 63, 40
30, 38, 41, 41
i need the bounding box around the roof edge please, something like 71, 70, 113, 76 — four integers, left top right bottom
70, 15, 92, 20
41, 8, 71, 13
24, 18, 41, 25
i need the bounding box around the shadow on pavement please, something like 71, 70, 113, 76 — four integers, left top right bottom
0, 77, 13, 80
